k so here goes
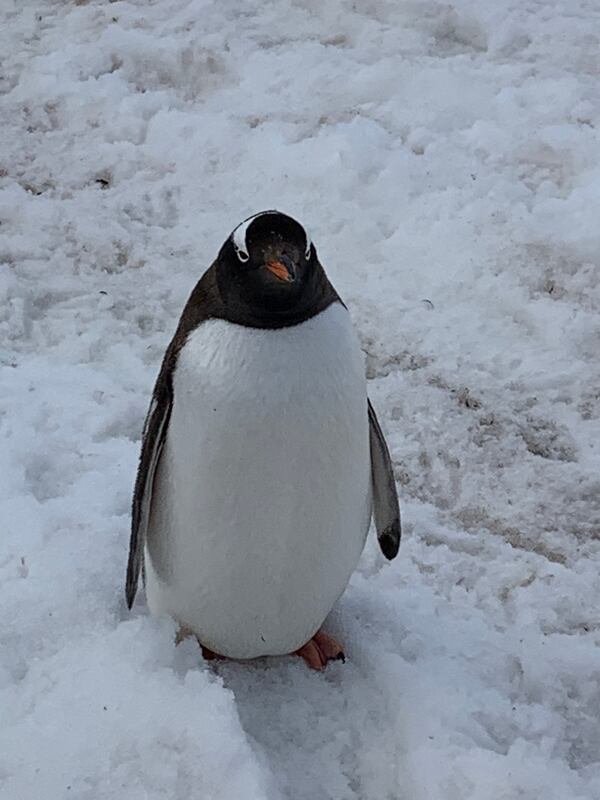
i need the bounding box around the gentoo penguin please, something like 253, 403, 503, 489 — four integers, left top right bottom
126, 210, 400, 670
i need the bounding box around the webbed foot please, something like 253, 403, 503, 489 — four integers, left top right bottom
295, 629, 345, 670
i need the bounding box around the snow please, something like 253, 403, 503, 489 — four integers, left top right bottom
1, 0, 599, 798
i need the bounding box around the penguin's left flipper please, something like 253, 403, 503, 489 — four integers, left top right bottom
368, 399, 401, 559
126, 378, 172, 609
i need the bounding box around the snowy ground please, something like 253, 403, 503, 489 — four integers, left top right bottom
1, 0, 600, 798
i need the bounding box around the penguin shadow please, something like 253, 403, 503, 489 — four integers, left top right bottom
199, 597, 415, 800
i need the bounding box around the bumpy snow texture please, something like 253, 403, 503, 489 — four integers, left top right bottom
1, 1, 599, 799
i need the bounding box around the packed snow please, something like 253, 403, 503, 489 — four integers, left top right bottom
1, 0, 599, 798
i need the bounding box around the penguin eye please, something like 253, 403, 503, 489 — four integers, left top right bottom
235, 247, 250, 263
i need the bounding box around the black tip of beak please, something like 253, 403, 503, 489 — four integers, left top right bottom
280, 255, 296, 282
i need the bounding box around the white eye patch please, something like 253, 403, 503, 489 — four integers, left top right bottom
231, 211, 312, 262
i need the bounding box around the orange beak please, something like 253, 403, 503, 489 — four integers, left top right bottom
265, 258, 295, 283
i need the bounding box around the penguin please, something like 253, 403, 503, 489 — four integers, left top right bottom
126, 210, 400, 670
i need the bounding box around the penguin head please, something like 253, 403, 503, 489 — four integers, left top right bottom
217, 211, 317, 315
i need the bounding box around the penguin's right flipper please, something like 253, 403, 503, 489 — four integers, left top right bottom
368, 399, 401, 559
126, 379, 172, 608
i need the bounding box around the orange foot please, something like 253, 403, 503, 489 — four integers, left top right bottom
295, 630, 346, 671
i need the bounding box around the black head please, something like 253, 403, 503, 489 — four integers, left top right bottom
215, 211, 337, 328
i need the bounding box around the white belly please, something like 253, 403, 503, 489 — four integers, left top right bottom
144, 302, 372, 658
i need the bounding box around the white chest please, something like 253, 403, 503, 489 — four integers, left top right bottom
145, 303, 372, 657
